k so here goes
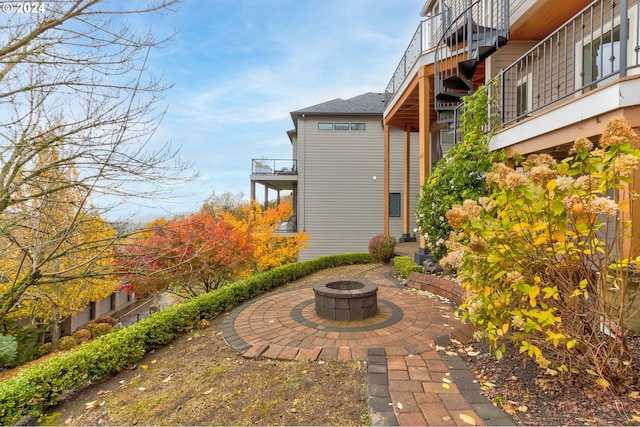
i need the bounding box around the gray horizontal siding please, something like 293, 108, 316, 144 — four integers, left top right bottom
297, 115, 418, 260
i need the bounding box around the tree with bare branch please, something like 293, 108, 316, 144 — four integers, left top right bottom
0, 0, 194, 343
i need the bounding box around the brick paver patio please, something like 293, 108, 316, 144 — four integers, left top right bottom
221, 264, 514, 426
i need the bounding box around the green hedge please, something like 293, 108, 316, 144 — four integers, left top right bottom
0, 253, 373, 424
393, 256, 424, 279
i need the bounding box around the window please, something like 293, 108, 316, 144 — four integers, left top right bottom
318, 122, 367, 131
582, 24, 621, 91
389, 193, 401, 217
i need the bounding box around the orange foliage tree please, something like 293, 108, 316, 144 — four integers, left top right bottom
116, 199, 308, 298
218, 201, 309, 273
115, 212, 254, 298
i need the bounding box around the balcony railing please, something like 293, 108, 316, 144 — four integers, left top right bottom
276, 215, 297, 233
385, 15, 442, 96
251, 159, 297, 175
494, 0, 640, 129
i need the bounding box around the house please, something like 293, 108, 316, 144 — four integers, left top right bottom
250, 92, 427, 261
384, 0, 640, 262
59, 289, 141, 335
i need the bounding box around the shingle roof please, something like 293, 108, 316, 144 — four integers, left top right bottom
291, 92, 387, 117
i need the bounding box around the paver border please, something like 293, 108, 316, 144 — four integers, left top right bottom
290, 298, 404, 332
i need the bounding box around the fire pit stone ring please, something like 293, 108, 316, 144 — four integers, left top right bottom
313, 279, 378, 321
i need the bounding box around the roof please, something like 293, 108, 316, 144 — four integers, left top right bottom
290, 92, 387, 127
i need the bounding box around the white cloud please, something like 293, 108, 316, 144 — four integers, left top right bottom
124, 0, 424, 220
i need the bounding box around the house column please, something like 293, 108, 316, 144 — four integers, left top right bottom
400, 126, 415, 242
383, 124, 390, 236
415, 68, 433, 264
264, 185, 269, 210
250, 181, 256, 201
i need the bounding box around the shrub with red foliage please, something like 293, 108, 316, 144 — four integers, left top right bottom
368, 234, 396, 264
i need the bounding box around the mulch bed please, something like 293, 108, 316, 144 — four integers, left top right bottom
450, 335, 640, 425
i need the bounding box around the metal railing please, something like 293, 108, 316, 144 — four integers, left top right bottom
494, 0, 640, 129
251, 159, 297, 175
385, 15, 441, 96
276, 215, 297, 233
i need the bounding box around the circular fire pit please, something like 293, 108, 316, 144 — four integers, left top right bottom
313, 279, 378, 321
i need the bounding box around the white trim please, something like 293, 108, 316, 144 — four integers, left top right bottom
489, 78, 640, 151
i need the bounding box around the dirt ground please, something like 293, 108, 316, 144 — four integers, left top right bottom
451, 337, 640, 426
41, 264, 374, 426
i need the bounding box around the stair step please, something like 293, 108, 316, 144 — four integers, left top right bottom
437, 111, 455, 124
443, 74, 473, 92
436, 90, 466, 103
458, 58, 478, 81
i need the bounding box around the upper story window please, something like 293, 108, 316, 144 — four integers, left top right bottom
317, 122, 366, 131
583, 24, 621, 91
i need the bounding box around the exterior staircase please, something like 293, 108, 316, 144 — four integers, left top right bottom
435, 0, 509, 126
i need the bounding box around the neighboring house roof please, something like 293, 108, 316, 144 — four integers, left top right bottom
289, 92, 387, 130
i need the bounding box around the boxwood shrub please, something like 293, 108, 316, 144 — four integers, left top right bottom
0, 252, 373, 424
393, 256, 425, 279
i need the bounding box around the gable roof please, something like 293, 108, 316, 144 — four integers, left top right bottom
290, 92, 387, 127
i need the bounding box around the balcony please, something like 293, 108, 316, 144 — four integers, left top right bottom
485, 0, 640, 155
493, 0, 640, 132
385, 16, 441, 97
252, 159, 297, 175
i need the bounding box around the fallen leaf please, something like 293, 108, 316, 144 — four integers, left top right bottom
596, 377, 611, 389
518, 405, 529, 412
632, 415, 640, 423
445, 351, 457, 357
442, 378, 452, 384
140, 365, 149, 370
85, 400, 99, 409
151, 359, 158, 364
317, 360, 325, 365
435, 345, 445, 352
442, 383, 450, 389
629, 391, 640, 399
163, 374, 173, 383
203, 388, 214, 395
483, 381, 496, 388
459, 413, 477, 425
503, 404, 516, 415
546, 368, 558, 376
397, 402, 403, 410
138, 387, 146, 391
467, 351, 480, 357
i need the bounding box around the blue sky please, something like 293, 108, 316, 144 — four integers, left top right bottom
131, 0, 424, 220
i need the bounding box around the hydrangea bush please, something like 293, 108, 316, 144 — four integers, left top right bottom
443, 118, 640, 389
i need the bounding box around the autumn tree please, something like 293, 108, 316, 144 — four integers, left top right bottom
0, 145, 117, 350
115, 212, 254, 298
202, 191, 247, 219
220, 201, 309, 273
0, 1, 193, 328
